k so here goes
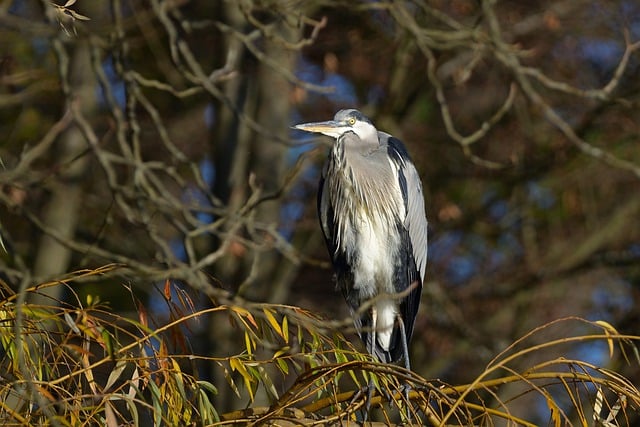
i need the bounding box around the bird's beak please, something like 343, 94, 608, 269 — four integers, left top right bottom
293, 120, 347, 138
292, 120, 344, 138
292, 120, 340, 133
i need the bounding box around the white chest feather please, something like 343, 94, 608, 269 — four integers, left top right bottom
340, 206, 401, 352
351, 210, 398, 297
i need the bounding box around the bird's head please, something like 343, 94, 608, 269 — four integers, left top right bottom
293, 109, 378, 143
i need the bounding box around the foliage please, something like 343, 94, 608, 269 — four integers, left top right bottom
0, 267, 639, 426
0, 0, 639, 424
1, 2, 640, 422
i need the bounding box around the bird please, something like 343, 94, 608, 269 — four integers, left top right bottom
294, 109, 428, 371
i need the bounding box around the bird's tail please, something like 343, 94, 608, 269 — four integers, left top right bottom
360, 318, 405, 364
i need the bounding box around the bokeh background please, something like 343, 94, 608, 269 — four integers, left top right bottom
1, 0, 639, 422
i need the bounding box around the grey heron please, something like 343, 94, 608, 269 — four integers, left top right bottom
294, 109, 428, 372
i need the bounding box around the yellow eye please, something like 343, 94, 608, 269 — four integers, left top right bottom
348, 118, 356, 125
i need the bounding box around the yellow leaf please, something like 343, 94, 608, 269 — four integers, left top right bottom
172, 359, 187, 401
545, 394, 561, 427
273, 346, 290, 358
231, 306, 258, 329
282, 315, 289, 344
244, 330, 253, 356
263, 308, 282, 338
245, 312, 258, 329
595, 320, 618, 358
229, 357, 253, 400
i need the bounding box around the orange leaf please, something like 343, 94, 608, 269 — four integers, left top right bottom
138, 301, 148, 329
164, 279, 172, 301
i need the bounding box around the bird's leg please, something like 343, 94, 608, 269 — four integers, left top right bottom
362, 305, 377, 420
368, 305, 378, 366
397, 315, 411, 372
397, 315, 413, 421
348, 306, 379, 421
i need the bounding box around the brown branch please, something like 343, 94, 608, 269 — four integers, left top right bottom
0, 111, 72, 182
390, 2, 511, 169
520, 28, 640, 106
481, 0, 640, 178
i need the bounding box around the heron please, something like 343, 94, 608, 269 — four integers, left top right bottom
294, 109, 428, 373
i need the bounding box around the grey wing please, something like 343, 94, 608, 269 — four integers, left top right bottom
403, 156, 428, 281
384, 133, 428, 281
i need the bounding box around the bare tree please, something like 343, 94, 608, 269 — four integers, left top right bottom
0, 0, 639, 422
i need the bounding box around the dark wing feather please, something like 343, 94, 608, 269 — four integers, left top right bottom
384, 133, 428, 362
317, 163, 334, 259
317, 161, 353, 299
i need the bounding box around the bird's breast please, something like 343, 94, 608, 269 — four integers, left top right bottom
330, 171, 403, 298
351, 210, 399, 297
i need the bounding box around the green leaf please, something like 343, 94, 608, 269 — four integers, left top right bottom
146, 378, 163, 427
276, 357, 289, 375
104, 359, 127, 391
220, 362, 240, 398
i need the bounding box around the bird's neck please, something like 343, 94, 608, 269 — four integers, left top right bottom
327, 143, 402, 224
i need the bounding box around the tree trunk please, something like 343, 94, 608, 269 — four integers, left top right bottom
30, 38, 96, 305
